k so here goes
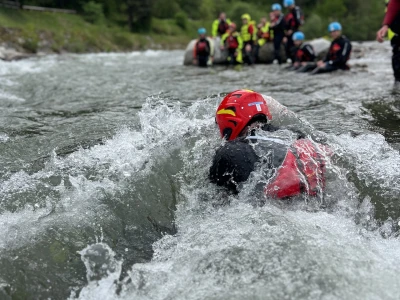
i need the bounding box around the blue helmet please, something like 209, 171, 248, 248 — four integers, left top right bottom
272, 3, 282, 11
328, 22, 342, 32
198, 27, 206, 35
292, 31, 305, 41
284, 0, 295, 7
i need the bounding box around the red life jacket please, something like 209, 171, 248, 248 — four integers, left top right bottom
226, 35, 239, 49
285, 13, 297, 29
265, 139, 328, 199
218, 21, 230, 36
296, 49, 305, 61
196, 39, 209, 55
328, 43, 342, 61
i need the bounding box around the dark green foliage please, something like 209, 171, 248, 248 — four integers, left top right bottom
82, 1, 104, 24
302, 14, 325, 40
125, 0, 152, 33
19, 0, 388, 41
153, 0, 180, 19
175, 11, 188, 30
228, 1, 266, 26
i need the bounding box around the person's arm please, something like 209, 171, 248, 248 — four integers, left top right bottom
193, 41, 198, 58
207, 39, 214, 57
220, 33, 227, 48
294, 7, 303, 27
304, 44, 316, 61
378, 0, 400, 42
384, 0, 400, 26
249, 24, 257, 42
211, 20, 218, 38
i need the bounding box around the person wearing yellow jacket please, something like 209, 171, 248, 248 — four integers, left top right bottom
212, 12, 232, 38
386, 0, 395, 40
220, 23, 243, 65
240, 13, 257, 65
254, 17, 273, 62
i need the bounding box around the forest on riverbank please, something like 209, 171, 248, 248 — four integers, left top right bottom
0, 0, 387, 54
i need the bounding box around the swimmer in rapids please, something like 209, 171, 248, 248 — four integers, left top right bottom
209, 89, 330, 199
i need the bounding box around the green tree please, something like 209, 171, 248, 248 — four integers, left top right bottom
124, 0, 153, 32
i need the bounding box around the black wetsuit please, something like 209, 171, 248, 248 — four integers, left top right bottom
311, 35, 352, 74
209, 129, 327, 198
293, 43, 316, 72
270, 15, 286, 64
209, 133, 292, 194
284, 6, 303, 61
195, 38, 211, 67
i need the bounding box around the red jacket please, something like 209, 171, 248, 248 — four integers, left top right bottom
384, 0, 400, 26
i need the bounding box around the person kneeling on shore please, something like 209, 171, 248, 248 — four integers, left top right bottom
209, 90, 330, 199
310, 22, 352, 74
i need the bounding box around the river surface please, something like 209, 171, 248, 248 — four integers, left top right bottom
0, 41, 399, 300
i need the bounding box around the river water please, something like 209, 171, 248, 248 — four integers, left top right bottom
0, 41, 399, 299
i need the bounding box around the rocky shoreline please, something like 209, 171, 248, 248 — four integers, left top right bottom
0, 45, 35, 61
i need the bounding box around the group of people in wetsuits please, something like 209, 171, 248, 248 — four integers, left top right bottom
193, 0, 353, 75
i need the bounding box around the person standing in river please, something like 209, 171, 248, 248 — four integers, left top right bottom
377, 0, 400, 83
193, 28, 213, 67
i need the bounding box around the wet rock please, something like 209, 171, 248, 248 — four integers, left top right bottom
0, 46, 33, 61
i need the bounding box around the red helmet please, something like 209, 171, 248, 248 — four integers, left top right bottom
229, 22, 236, 30
215, 90, 272, 140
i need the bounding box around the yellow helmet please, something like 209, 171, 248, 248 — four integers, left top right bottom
241, 14, 251, 21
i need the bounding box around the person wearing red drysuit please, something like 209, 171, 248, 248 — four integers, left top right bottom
377, 0, 400, 82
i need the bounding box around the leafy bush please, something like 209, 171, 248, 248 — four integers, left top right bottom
153, 0, 180, 19
228, 2, 265, 26
82, 1, 105, 24
175, 11, 188, 30
302, 14, 325, 40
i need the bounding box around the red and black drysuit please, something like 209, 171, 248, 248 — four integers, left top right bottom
384, 0, 400, 81
284, 6, 304, 61
193, 38, 211, 67
293, 43, 316, 72
311, 35, 352, 74
209, 132, 328, 199
270, 14, 286, 64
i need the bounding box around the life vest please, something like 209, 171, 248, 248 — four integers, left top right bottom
264, 139, 327, 198
326, 36, 351, 65
284, 6, 303, 31
257, 23, 272, 46
209, 133, 330, 198
212, 18, 232, 37
226, 34, 239, 49
218, 21, 230, 36
196, 39, 209, 55
241, 21, 256, 43
295, 43, 315, 62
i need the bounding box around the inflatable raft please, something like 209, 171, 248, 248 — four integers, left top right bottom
183, 37, 330, 66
